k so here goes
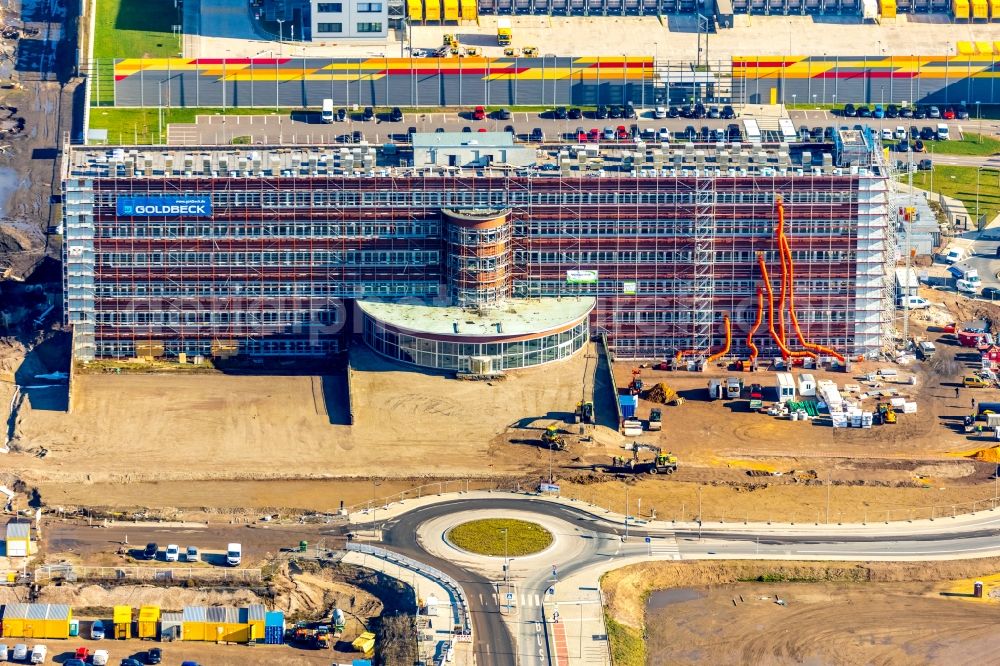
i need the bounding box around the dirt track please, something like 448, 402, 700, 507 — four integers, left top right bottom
647, 581, 1000, 665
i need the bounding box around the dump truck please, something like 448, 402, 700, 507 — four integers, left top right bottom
605, 443, 678, 475
541, 425, 566, 450
497, 18, 512, 46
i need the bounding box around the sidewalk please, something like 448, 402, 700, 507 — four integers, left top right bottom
349, 489, 1000, 538
341, 550, 474, 665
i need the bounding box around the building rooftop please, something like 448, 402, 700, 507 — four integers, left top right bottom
5, 522, 29, 538
358, 297, 596, 338
64, 135, 886, 180
411, 131, 515, 148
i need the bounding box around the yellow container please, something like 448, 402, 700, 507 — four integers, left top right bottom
138, 606, 160, 639
444, 0, 458, 19
352, 631, 376, 652
113, 605, 132, 640
181, 622, 206, 641
2, 617, 24, 637
975, 40, 993, 53
954, 0, 970, 18
991, 0, 1000, 17
957, 40, 975, 54
407, 0, 422, 20
880, 0, 896, 17
973, 0, 988, 16
425, 0, 441, 21
460, 0, 477, 18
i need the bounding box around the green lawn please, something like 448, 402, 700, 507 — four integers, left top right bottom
447, 519, 553, 557
906, 165, 1000, 225
926, 133, 1000, 157
93, 0, 181, 59
89, 107, 297, 144
605, 613, 645, 666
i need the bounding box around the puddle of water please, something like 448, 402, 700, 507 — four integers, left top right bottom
647, 587, 707, 612
0, 166, 21, 214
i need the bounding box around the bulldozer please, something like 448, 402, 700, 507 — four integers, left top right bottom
574, 401, 595, 424
541, 424, 567, 450
605, 443, 678, 475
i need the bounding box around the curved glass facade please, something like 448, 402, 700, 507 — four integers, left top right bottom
363, 316, 589, 372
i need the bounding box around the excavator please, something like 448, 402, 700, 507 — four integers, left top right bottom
574, 401, 595, 424
541, 424, 567, 450
605, 443, 678, 475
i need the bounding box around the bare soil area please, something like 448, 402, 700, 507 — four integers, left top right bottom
646, 581, 1000, 665
13, 345, 589, 485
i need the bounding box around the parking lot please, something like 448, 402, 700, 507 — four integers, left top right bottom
164, 103, 989, 150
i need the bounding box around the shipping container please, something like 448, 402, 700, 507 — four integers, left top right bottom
619, 394, 638, 419
159, 612, 182, 642
181, 606, 207, 642
1, 603, 71, 640
776, 372, 796, 403
246, 605, 266, 643
407, 0, 423, 19
5, 522, 30, 558
444, 0, 459, 19
880, 0, 896, 15
954, 0, 970, 18
138, 606, 160, 639
972, 0, 988, 16
461, 0, 478, 17
113, 606, 132, 639
797, 373, 817, 397
425, 0, 441, 20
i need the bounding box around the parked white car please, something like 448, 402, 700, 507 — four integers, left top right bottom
894, 126, 907, 140
957, 278, 979, 294
29, 644, 46, 664
92, 648, 109, 666
654, 105, 667, 119
164, 544, 180, 562
12, 644, 28, 660
898, 296, 931, 310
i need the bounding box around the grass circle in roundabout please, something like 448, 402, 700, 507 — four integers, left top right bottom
447, 518, 554, 557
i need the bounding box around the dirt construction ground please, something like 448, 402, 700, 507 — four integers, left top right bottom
604, 556, 1000, 666
646, 581, 1000, 665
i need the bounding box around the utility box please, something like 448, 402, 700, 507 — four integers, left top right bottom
776, 372, 796, 403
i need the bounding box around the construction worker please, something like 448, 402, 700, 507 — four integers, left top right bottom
956, 387, 960, 399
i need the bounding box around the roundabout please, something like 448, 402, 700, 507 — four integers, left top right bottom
447, 518, 554, 557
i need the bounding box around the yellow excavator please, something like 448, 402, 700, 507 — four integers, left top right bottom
541, 425, 567, 450
606, 444, 678, 475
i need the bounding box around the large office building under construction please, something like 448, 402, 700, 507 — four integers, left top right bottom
62, 131, 892, 372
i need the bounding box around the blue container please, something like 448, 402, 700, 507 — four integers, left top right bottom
619, 395, 638, 419
264, 625, 284, 645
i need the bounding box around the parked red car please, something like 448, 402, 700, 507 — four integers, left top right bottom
472, 105, 486, 120
616, 125, 628, 140
942, 106, 956, 120
588, 128, 601, 142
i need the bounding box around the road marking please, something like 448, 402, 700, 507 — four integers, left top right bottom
796, 544, 1000, 555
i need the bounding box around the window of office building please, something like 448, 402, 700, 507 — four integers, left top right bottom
357, 2, 382, 10
356, 21, 382, 32
317, 22, 343, 32
317, 2, 342, 10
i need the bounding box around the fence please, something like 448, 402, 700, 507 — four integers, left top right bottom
345, 542, 472, 639
33, 564, 263, 584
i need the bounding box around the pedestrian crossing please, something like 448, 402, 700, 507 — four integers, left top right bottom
646, 532, 681, 559
491, 592, 545, 607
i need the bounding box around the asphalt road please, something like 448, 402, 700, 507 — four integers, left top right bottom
378, 496, 1000, 666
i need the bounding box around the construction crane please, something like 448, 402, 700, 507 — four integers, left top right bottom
605, 443, 678, 475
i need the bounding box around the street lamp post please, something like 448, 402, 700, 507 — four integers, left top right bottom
277, 19, 285, 57
499, 527, 510, 609
977, 101, 982, 142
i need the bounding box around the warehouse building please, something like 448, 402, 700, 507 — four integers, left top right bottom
62, 131, 892, 369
